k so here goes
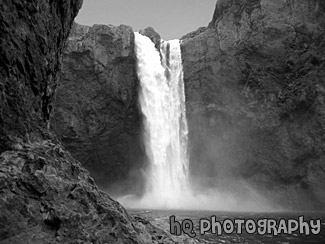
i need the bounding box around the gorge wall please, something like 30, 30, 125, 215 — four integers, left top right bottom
52, 25, 163, 194
0, 1, 177, 243
51, 23, 146, 193
181, 0, 325, 210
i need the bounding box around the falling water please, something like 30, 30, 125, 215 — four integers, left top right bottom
133, 32, 190, 208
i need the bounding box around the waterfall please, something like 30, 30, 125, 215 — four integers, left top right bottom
117, 33, 274, 211
134, 32, 190, 208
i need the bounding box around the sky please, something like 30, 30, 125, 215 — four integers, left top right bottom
75, 0, 217, 40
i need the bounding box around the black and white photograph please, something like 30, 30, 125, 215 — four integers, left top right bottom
0, 0, 325, 243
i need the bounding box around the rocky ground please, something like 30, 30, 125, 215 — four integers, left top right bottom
0, 141, 177, 244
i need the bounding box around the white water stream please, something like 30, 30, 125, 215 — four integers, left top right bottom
134, 32, 190, 208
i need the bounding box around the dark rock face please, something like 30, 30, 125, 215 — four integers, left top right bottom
52, 23, 146, 192
0, 1, 176, 243
181, 0, 325, 210
0, 0, 82, 152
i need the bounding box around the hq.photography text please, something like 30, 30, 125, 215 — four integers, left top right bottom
169, 215, 321, 238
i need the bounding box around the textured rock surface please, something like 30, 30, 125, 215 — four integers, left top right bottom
139, 27, 161, 50
52, 23, 146, 192
0, 0, 82, 152
0, 142, 176, 244
181, 0, 325, 210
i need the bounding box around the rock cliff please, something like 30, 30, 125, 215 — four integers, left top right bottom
51, 23, 146, 193
0, 1, 176, 243
0, 0, 82, 152
181, 0, 325, 210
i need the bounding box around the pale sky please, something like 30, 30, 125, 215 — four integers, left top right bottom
75, 0, 217, 40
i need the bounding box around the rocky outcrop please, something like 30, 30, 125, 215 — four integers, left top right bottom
51, 23, 146, 192
0, 141, 175, 244
139, 27, 161, 49
181, 0, 325, 210
0, 0, 82, 152
0, 1, 176, 243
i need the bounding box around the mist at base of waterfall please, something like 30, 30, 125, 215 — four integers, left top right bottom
117, 183, 278, 212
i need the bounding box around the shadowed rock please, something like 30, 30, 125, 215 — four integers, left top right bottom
51, 23, 146, 193
0, 0, 82, 152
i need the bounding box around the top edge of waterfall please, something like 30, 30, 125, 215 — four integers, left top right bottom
134, 32, 181, 43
